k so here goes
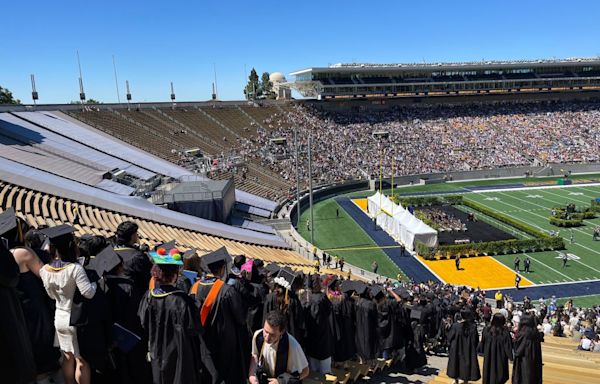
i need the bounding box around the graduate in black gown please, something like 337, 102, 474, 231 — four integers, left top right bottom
0, 235, 36, 384
94, 246, 151, 384
447, 309, 481, 384
113, 221, 152, 298
10, 223, 62, 381
331, 280, 356, 363
138, 246, 206, 384
479, 313, 513, 384
303, 273, 335, 373
512, 315, 543, 384
264, 268, 306, 345
354, 281, 379, 363
373, 285, 395, 359
191, 247, 248, 384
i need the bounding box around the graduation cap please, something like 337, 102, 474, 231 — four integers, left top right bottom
39, 224, 75, 243
0, 208, 18, 236
393, 287, 411, 300
88, 246, 123, 276
149, 240, 183, 265
274, 268, 297, 290
327, 276, 339, 290
153, 240, 176, 252
264, 263, 281, 276
200, 246, 230, 273
353, 281, 368, 295
370, 285, 385, 299
340, 279, 355, 294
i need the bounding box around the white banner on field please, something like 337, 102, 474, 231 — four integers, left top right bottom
367, 191, 438, 251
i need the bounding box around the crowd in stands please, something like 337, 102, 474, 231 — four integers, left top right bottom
416, 207, 466, 231
3, 206, 599, 384
241, 100, 600, 191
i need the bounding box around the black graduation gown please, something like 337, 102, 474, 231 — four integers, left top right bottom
332, 295, 356, 362
101, 275, 151, 384
377, 298, 395, 351
479, 327, 513, 384
175, 274, 192, 294
195, 278, 248, 384
115, 246, 152, 297
16, 270, 61, 374
247, 282, 269, 332
406, 320, 427, 369
354, 297, 379, 360
447, 322, 481, 381
0, 245, 36, 384
304, 292, 335, 360
138, 285, 204, 384
512, 330, 543, 384
263, 291, 306, 345
70, 271, 113, 373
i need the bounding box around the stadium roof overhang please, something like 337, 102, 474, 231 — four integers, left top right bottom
289, 58, 600, 77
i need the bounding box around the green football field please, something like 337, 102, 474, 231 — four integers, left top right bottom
299, 181, 600, 286
465, 185, 600, 285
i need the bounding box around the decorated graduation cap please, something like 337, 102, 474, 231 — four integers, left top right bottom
149, 241, 183, 265
200, 246, 231, 273
154, 240, 176, 252
88, 246, 123, 276
274, 268, 297, 290
327, 276, 339, 290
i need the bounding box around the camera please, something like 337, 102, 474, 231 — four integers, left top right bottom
255, 364, 269, 384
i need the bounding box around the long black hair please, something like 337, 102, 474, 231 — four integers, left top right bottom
490, 313, 506, 336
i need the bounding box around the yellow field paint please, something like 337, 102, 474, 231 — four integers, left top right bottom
421, 256, 534, 289
352, 198, 369, 212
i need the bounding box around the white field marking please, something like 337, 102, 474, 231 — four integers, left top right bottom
484, 197, 500, 201
553, 253, 580, 260
489, 256, 535, 284
525, 194, 544, 198
541, 188, 593, 205
554, 251, 600, 275
493, 191, 599, 247
472, 182, 600, 194
530, 190, 599, 227
484, 277, 600, 291
568, 192, 584, 196
522, 252, 574, 281
575, 186, 600, 196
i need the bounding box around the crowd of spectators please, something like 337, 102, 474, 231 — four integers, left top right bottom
416, 207, 466, 231
240, 100, 600, 192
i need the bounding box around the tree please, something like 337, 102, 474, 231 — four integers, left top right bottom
244, 68, 260, 100
0, 86, 21, 104
260, 72, 276, 100
69, 99, 102, 105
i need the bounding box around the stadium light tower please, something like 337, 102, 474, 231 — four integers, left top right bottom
126, 80, 132, 110
30, 74, 39, 106
294, 127, 301, 229
112, 55, 121, 104
170, 82, 176, 109
372, 131, 390, 228
77, 51, 86, 107
308, 134, 314, 245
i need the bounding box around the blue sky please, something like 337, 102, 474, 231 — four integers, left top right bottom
2, 0, 600, 104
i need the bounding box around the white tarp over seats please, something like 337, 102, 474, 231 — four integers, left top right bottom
367, 192, 437, 251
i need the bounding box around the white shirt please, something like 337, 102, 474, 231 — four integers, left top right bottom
580, 338, 592, 351
252, 329, 308, 377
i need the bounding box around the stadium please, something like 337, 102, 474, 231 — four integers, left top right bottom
3, 55, 600, 383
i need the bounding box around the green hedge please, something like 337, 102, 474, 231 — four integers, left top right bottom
549, 216, 583, 227
416, 197, 565, 260
592, 200, 600, 212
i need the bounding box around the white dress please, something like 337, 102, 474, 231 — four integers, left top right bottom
40, 263, 97, 356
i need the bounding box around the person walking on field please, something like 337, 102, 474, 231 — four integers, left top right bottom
371, 261, 378, 275
523, 256, 531, 273
513, 256, 520, 272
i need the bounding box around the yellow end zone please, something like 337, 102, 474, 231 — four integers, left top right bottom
352, 198, 368, 212
420, 256, 534, 289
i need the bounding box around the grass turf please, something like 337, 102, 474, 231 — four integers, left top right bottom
343, 173, 600, 197
297, 198, 404, 279
464, 185, 600, 285
556, 295, 600, 308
